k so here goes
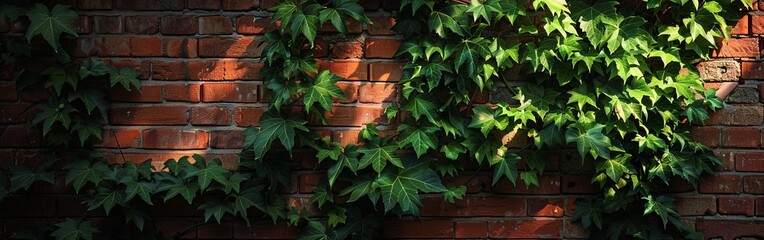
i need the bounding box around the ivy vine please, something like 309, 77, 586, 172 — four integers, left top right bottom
0, 0, 752, 239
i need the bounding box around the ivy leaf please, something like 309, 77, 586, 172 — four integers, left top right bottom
303, 70, 345, 113
198, 199, 234, 224
571, 199, 603, 229
79, 58, 111, 79
598, 154, 631, 182
401, 95, 437, 123
291, 12, 319, 46
377, 163, 446, 214
533, 0, 568, 15
429, 11, 462, 38
319, 8, 345, 34
25, 4, 78, 52
156, 178, 199, 204
469, 105, 500, 137
567, 84, 597, 110
41, 67, 78, 95
491, 152, 520, 185
401, 0, 435, 14
333, 0, 369, 22
328, 207, 348, 227
273, 0, 298, 31
51, 219, 97, 240
108, 66, 141, 91
188, 158, 229, 191
643, 195, 679, 227
124, 181, 157, 205
9, 166, 54, 191
69, 89, 108, 117
64, 160, 112, 193
85, 186, 123, 215
250, 110, 309, 160
519, 171, 539, 187
233, 186, 266, 224
71, 120, 102, 147
298, 221, 330, 240
443, 184, 467, 203
682, 102, 709, 124
397, 124, 439, 157
466, 0, 501, 22
358, 143, 402, 173
565, 123, 611, 160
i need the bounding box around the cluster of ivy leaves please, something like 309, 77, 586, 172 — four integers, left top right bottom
245, 0, 751, 239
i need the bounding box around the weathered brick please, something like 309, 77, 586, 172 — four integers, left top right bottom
317, 106, 388, 126
115, 0, 186, 10
76, 16, 92, 33
109, 106, 190, 125
382, 219, 453, 238
690, 126, 720, 147
78, 0, 113, 10
752, 15, 764, 34
732, 15, 749, 35
675, 196, 716, 216
721, 127, 759, 148
234, 222, 297, 239
191, 106, 232, 126
737, 152, 764, 172
221, 60, 262, 80
162, 38, 198, 58
317, 60, 367, 80
742, 62, 764, 79
743, 176, 764, 194
359, 83, 397, 103
365, 38, 401, 58
109, 84, 163, 102
455, 221, 487, 239
489, 219, 562, 238
697, 60, 740, 81
96, 129, 141, 148
725, 85, 759, 103
198, 37, 262, 57
495, 175, 561, 194
223, 0, 259, 10
165, 84, 201, 102
0, 83, 17, 101
100, 36, 130, 56
719, 196, 755, 216
331, 41, 364, 59
527, 198, 563, 217
142, 128, 209, 150
188, 0, 222, 10
129, 37, 162, 56
368, 16, 396, 35
236, 16, 274, 34
94, 16, 122, 33
124, 16, 159, 34
161, 16, 197, 35
421, 197, 527, 217
0, 103, 34, 124
561, 175, 599, 194
699, 174, 742, 194
210, 130, 243, 149
201, 83, 258, 103
198, 16, 233, 35
713, 38, 759, 58
187, 61, 226, 80
0, 127, 43, 147
369, 62, 403, 81
150, 61, 186, 80
705, 105, 764, 126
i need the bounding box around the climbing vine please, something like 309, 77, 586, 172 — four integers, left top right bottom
0, 0, 753, 239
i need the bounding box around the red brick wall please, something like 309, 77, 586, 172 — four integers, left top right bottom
1, 0, 764, 239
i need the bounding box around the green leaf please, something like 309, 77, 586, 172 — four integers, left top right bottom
491, 152, 520, 185
397, 124, 439, 157
519, 171, 539, 187
303, 70, 345, 113
643, 195, 679, 227
291, 12, 319, 46
188, 158, 229, 191
250, 110, 309, 160
108, 66, 141, 91
198, 199, 234, 224
377, 163, 446, 213
298, 221, 330, 240
402, 95, 437, 123
85, 186, 123, 214
41, 66, 78, 95
319, 8, 345, 34
69, 90, 108, 117
565, 124, 611, 160
428, 11, 462, 38
124, 181, 157, 205
443, 185, 467, 203
599, 154, 631, 182
64, 160, 112, 193
571, 199, 603, 229
469, 105, 500, 137
25, 4, 78, 52
233, 186, 266, 224
328, 207, 348, 227
51, 219, 97, 240
71, 120, 102, 147
33, 101, 77, 136
358, 143, 402, 173
156, 178, 199, 204
466, 0, 501, 22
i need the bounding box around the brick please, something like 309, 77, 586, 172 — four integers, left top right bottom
744, 176, 764, 194
234, 222, 297, 239
299, 173, 322, 193
210, 130, 243, 149
75, 37, 100, 57
563, 219, 590, 238
156, 220, 198, 239
331, 129, 361, 145
223, 0, 258, 10
713, 38, 759, 58
0, 102, 35, 124
368, 16, 396, 35
191, 106, 231, 126
109, 106, 190, 125
421, 197, 526, 217
699, 174, 742, 193
758, 198, 764, 216
115, 0, 186, 10
100, 36, 130, 56
142, 128, 209, 150
317, 106, 388, 126
335, 82, 358, 103
94, 16, 121, 33
455, 221, 487, 239
201, 83, 258, 103
0, 126, 42, 147
719, 196, 755, 216
78, 0, 112, 10
109, 84, 163, 102
236, 16, 275, 34
150, 61, 186, 80
725, 86, 759, 103
313, 39, 329, 57
721, 127, 759, 148
489, 219, 562, 238
317, 60, 367, 80
744, 62, 764, 80
198, 37, 262, 57
318, 20, 363, 34
752, 15, 764, 34
696, 60, 740, 81
187, 61, 226, 80
199, 16, 233, 35
130, 37, 162, 56
0, 83, 17, 101
716, 150, 735, 171
260, 0, 278, 9
165, 84, 201, 102
331, 41, 364, 59
111, 60, 151, 79
675, 196, 716, 216
124, 16, 159, 34
221, 60, 263, 80
737, 152, 764, 172
197, 222, 232, 239
365, 38, 401, 58
189, 0, 222, 9
381, 219, 453, 238
96, 129, 141, 148
234, 107, 265, 127
76, 16, 92, 33
561, 175, 599, 194
732, 15, 749, 35
690, 127, 720, 147
161, 16, 197, 35
705, 105, 764, 126
369, 62, 403, 81
162, 38, 198, 58
494, 175, 561, 194
359, 83, 397, 103
528, 198, 563, 217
